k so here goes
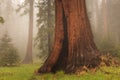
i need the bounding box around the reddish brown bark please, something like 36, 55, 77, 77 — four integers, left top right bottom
38, 0, 101, 73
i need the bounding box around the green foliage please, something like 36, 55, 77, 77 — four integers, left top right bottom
0, 16, 4, 24
16, 0, 30, 16
35, 0, 55, 59
97, 38, 120, 58
35, 26, 49, 59
0, 33, 20, 66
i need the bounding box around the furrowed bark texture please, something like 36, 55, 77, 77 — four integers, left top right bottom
38, 0, 101, 73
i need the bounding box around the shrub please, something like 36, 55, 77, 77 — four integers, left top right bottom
0, 33, 20, 66
97, 38, 120, 58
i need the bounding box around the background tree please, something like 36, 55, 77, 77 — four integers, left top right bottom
102, 0, 108, 38
35, 0, 55, 60
22, 0, 34, 64
0, 32, 19, 66
17, 0, 35, 64
38, 0, 101, 73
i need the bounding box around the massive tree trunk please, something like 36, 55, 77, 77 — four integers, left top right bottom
22, 0, 34, 64
38, 0, 101, 73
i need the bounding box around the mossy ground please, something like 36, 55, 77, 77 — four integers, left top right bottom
0, 64, 120, 80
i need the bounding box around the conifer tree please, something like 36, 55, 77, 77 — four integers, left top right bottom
0, 32, 19, 66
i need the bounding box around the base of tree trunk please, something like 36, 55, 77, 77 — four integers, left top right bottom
22, 58, 33, 64
37, 54, 101, 74
37, 53, 120, 74
65, 54, 101, 73
37, 0, 103, 74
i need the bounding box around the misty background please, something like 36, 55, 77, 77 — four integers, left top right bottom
0, 0, 39, 61
0, 0, 120, 63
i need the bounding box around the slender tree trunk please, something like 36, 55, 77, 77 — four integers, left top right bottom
102, 0, 108, 38
38, 0, 101, 73
91, 0, 98, 32
22, 0, 34, 64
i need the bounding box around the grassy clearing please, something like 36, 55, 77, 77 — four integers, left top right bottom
0, 64, 39, 80
0, 64, 120, 80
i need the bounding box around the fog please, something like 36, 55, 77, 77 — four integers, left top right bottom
0, 0, 38, 60
0, 0, 120, 61
87, 0, 120, 45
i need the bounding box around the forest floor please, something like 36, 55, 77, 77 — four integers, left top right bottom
0, 64, 120, 80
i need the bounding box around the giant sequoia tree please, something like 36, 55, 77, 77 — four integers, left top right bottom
38, 0, 101, 73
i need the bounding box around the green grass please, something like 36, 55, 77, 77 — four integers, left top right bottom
0, 64, 120, 80
0, 64, 39, 80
